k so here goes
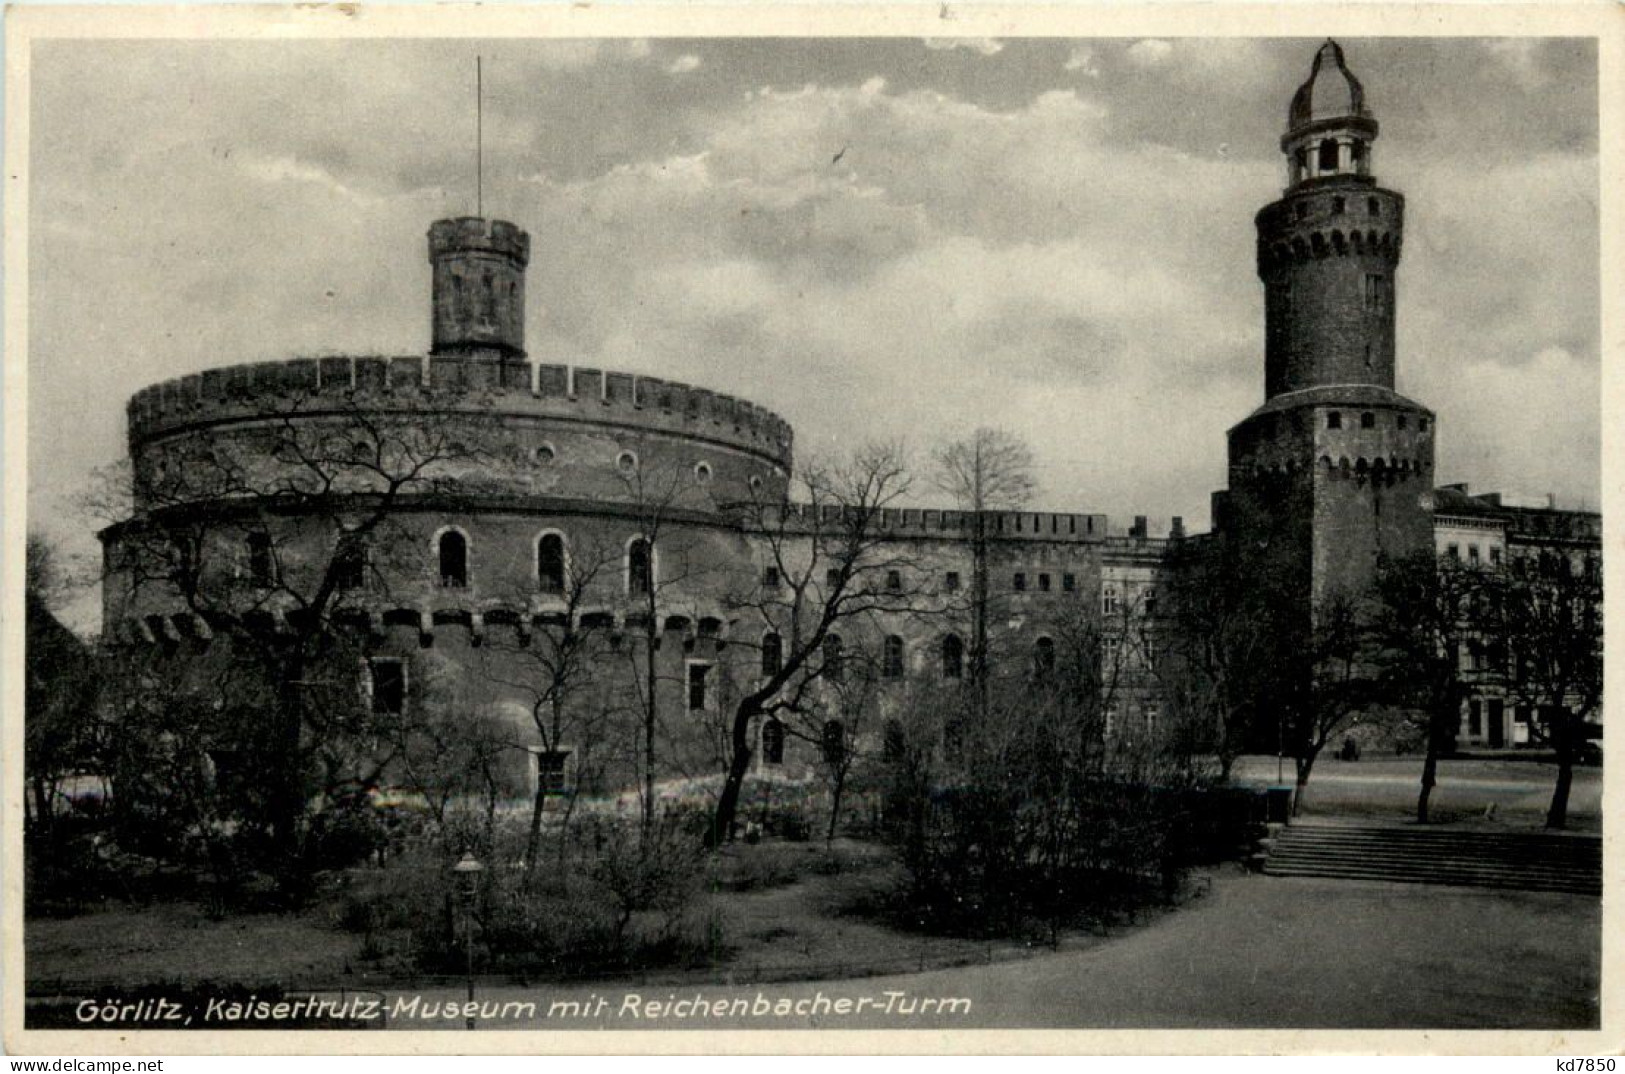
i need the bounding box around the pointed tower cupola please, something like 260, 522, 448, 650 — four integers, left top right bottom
1282, 40, 1378, 187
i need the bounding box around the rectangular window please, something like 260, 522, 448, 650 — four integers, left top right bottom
1447, 544, 1460, 560
1397, 414, 1407, 430
1468, 699, 1483, 737
1038, 573, 1051, 593
825, 568, 842, 590
367, 658, 406, 715
687, 663, 710, 712
1102, 585, 1119, 615
335, 540, 367, 591
1013, 572, 1027, 592
944, 571, 961, 592
536, 749, 570, 796
1469, 545, 1481, 565
1326, 412, 1342, 430
246, 533, 276, 588
1490, 547, 1502, 566
762, 566, 781, 589
885, 570, 902, 592
1364, 274, 1386, 314
1103, 636, 1120, 664
1062, 573, 1076, 593
1361, 412, 1376, 429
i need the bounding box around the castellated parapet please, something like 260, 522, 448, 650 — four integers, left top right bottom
127, 357, 795, 470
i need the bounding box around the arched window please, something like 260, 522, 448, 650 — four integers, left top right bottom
762, 718, 785, 766
823, 634, 844, 683
627, 538, 653, 596
883, 635, 905, 679
1318, 138, 1339, 172
1035, 636, 1056, 678
246, 532, 275, 587
438, 530, 468, 588
761, 632, 783, 677
822, 720, 846, 765
941, 634, 964, 679
537, 532, 566, 593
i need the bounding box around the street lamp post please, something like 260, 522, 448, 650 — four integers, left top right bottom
453, 852, 484, 1031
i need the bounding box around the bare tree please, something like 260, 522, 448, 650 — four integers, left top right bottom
92, 391, 486, 888
613, 458, 716, 831
1484, 549, 1602, 829
1369, 550, 1490, 823
711, 441, 939, 845
24, 533, 100, 835
779, 641, 885, 844
1160, 538, 1286, 781
1280, 591, 1373, 814
476, 533, 621, 879
931, 428, 1037, 713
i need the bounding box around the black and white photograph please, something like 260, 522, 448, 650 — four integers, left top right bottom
5, 4, 1616, 1055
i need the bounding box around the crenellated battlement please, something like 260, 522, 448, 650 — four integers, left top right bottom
1255, 188, 1404, 276
428, 216, 530, 264
752, 503, 1190, 545
126, 356, 795, 467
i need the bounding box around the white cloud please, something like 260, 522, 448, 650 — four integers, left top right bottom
923, 37, 1005, 56
1483, 39, 1549, 91
1064, 45, 1101, 78
667, 54, 701, 75
1126, 39, 1174, 67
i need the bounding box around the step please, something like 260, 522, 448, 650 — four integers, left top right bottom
1261, 851, 1592, 877
1263, 863, 1599, 895
1261, 824, 1601, 894
1267, 846, 1598, 867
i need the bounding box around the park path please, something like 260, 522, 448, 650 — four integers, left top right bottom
387, 869, 1599, 1032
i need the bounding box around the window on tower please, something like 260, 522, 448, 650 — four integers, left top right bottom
1361, 412, 1376, 430
1318, 138, 1339, 172
1332, 196, 1346, 215
1368, 196, 1381, 217
1326, 412, 1342, 430
1364, 274, 1387, 314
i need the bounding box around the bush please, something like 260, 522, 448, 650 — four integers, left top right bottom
336, 808, 720, 980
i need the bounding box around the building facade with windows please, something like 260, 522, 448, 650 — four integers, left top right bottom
98, 42, 1599, 805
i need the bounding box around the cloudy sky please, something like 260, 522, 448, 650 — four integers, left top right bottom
27, 35, 1599, 630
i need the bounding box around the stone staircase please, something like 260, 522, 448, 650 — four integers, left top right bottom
1262, 821, 1601, 895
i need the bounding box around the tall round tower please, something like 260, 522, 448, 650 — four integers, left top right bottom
1220, 40, 1434, 617
1256, 40, 1405, 398
429, 216, 530, 359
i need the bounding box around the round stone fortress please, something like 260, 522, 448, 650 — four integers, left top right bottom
107, 41, 1572, 794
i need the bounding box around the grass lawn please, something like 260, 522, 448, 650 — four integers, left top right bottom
26, 838, 1153, 993
1230, 753, 1603, 831
26, 899, 368, 989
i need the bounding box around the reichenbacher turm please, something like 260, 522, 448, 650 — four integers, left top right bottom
99, 42, 1599, 801
1219, 40, 1437, 617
